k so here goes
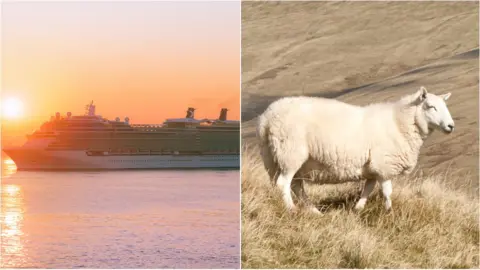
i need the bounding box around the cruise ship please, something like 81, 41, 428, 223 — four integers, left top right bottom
2, 102, 240, 170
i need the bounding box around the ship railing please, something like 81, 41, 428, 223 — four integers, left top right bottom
128, 124, 239, 132
130, 124, 166, 132
131, 124, 164, 128
84, 148, 240, 156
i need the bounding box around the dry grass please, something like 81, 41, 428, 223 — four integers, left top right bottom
241, 146, 479, 269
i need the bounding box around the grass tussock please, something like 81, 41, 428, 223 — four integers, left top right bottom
241, 146, 479, 269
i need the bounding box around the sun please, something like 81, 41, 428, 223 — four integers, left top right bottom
2, 97, 24, 119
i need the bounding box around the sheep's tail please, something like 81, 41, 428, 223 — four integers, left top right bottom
256, 113, 269, 149
256, 114, 279, 185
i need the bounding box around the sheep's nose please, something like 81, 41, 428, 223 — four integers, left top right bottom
447, 124, 455, 132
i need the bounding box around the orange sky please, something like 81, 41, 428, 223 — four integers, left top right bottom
2, 2, 240, 137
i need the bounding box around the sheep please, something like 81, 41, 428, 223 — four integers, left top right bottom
256, 86, 454, 213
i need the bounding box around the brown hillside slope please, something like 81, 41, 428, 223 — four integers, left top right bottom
241, 1, 479, 182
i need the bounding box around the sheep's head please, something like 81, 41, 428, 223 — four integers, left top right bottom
413, 86, 454, 134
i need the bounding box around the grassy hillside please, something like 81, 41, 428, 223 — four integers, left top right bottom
241, 147, 478, 268
241, 2, 479, 268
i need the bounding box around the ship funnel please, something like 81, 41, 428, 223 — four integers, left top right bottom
186, 107, 196, 119
115, 117, 120, 122
67, 112, 72, 118
85, 101, 96, 116
219, 108, 228, 121
124, 117, 130, 124
55, 112, 61, 120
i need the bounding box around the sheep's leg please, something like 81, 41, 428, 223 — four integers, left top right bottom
260, 144, 279, 186
274, 141, 308, 212
354, 178, 376, 210
276, 171, 296, 211
379, 179, 393, 211
291, 178, 320, 214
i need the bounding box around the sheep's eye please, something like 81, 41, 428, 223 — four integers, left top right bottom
427, 105, 437, 111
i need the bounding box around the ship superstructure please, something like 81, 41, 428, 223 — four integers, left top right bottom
3, 102, 240, 170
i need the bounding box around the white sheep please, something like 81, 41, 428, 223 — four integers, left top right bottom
256, 86, 454, 213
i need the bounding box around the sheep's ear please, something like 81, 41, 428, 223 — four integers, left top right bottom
418, 86, 428, 101
440, 92, 451, 101
412, 86, 428, 105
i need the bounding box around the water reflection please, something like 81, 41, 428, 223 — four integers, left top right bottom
2, 157, 18, 178
1, 184, 27, 267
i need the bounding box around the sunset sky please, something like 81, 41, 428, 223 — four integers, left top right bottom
2, 1, 240, 140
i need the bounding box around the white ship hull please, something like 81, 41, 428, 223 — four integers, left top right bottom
3, 149, 239, 170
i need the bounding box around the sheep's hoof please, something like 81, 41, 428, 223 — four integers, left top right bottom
384, 200, 393, 213
353, 203, 366, 212
286, 205, 299, 213
307, 206, 321, 215
353, 206, 363, 211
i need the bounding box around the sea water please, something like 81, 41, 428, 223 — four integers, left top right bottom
0, 157, 240, 268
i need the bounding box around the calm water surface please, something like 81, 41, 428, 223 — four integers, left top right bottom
0, 157, 240, 268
